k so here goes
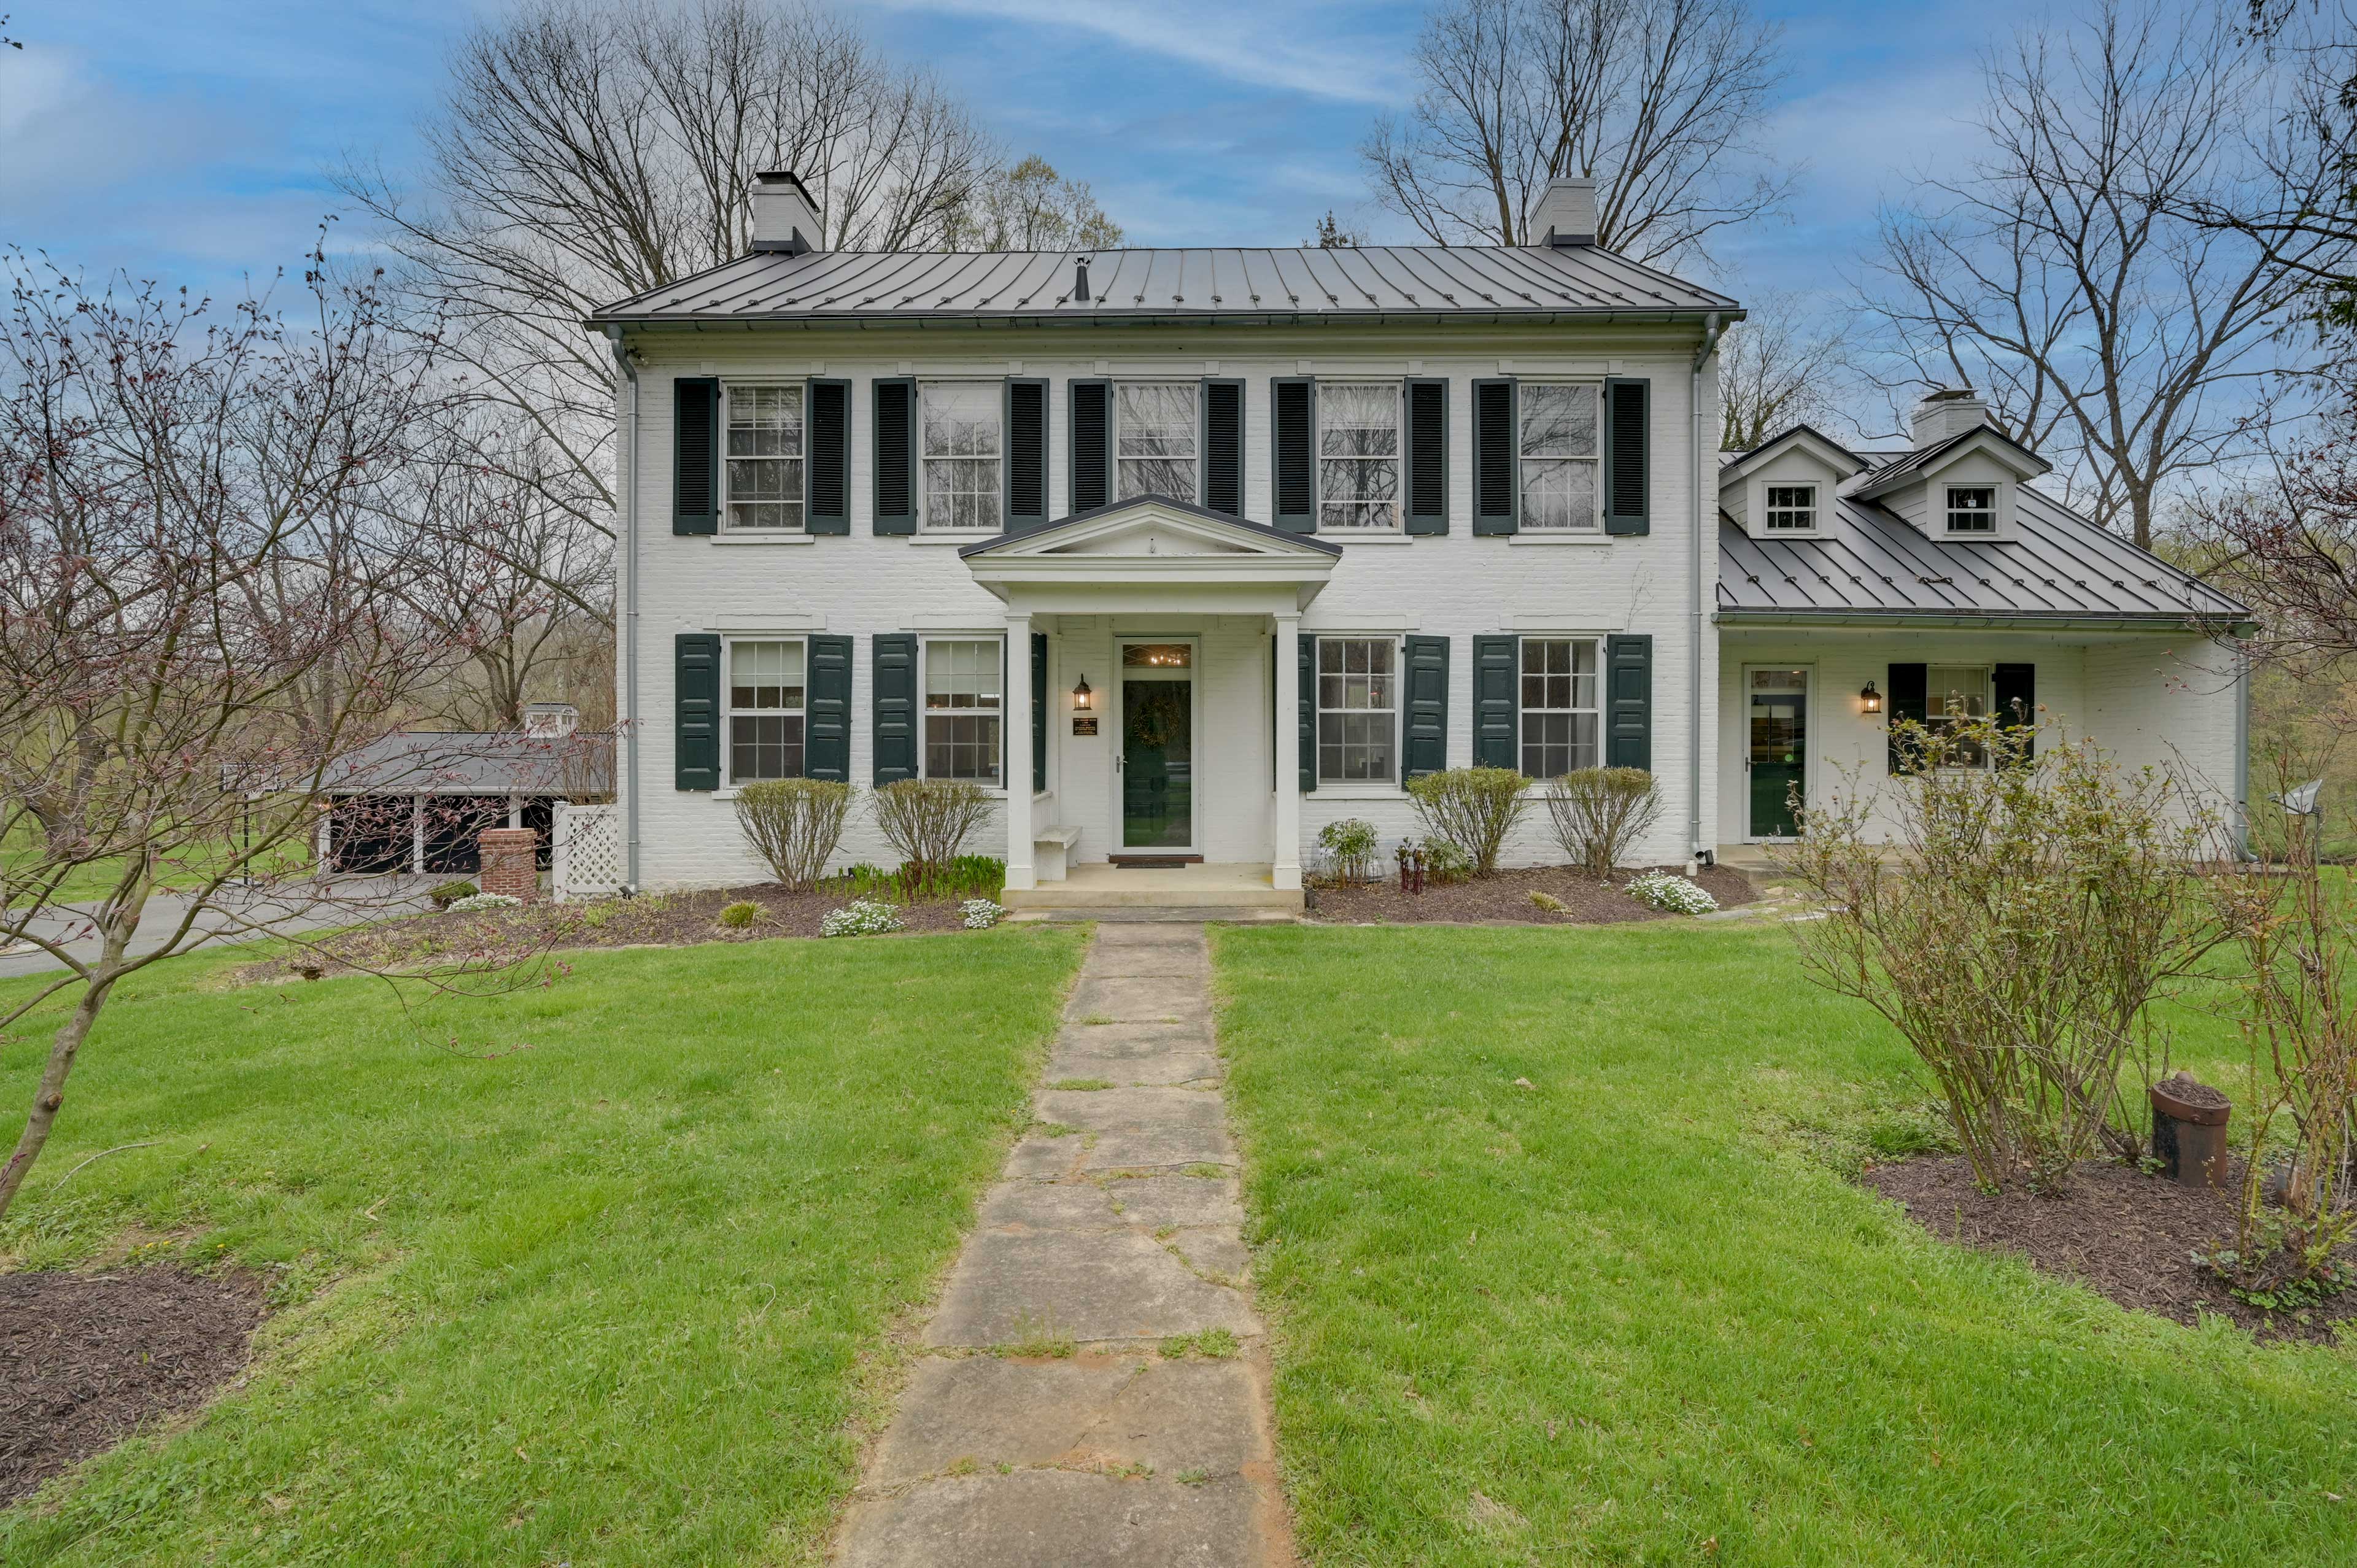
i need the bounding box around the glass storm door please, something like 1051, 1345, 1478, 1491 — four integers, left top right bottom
1120, 641, 1194, 850
1747, 668, 1808, 839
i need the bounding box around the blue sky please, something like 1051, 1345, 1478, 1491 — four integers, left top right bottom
0, 0, 2051, 303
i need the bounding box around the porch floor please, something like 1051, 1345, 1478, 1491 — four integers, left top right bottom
1004, 862, 1303, 913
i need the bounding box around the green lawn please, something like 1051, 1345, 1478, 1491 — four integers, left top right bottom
1, 926, 1084, 1564
1213, 921, 2357, 1566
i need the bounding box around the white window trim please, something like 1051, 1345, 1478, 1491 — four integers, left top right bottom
721, 633, 808, 787
1517, 636, 1603, 780
1112, 380, 1201, 506
721, 382, 807, 535
1762, 482, 1819, 533
1925, 663, 1996, 770
917, 380, 1004, 535
1517, 379, 1604, 533
1315, 380, 1404, 533
1314, 633, 1403, 787
1943, 483, 2000, 535
919, 632, 1007, 790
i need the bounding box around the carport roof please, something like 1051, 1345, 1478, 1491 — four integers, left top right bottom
319, 732, 613, 797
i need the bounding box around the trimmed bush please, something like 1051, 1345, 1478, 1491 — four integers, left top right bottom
1419, 838, 1474, 884
734, 778, 853, 892
1544, 768, 1662, 879
871, 779, 992, 896
1406, 767, 1530, 876
1317, 818, 1380, 884
428, 879, 479, 909
718, 900, 763, 929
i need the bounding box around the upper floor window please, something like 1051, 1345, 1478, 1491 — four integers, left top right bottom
920, 382, 1002, 531
727, 638, 805, 782
1520, 638, 1600, 778
1763, 484, 1817, 531
1317, 637, 1396, 782
1519, 382, 1601, 531
724, 384, 803, 531
1318, 382, 1401, 531
924, 638, 1002, 783
1945, 485, 1997, 533
1115, 382, 1198, 502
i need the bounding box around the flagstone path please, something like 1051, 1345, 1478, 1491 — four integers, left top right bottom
834, 922, 1294, 1567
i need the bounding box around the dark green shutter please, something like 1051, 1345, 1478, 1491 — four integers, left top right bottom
872, 633, 919, 784
675, 633, 721, 788
1031, 632, 1048, 790
1473, 635, 1519, 770
807, 635, 852, 780
1887, 662, 1927, 774
1070, 380, 1111, 512
1006, 379, 1048, 530
1994, 662, 2035, 760
1272, 377, 1315, 533
1473, 378, 1517, 534
807, 379, 850, 535
1298, 634, 1317, 792
1204, 379, 1244, 517
673, 378, 718, 535
873, 378, 916, 535
1402, 635, 1450, 780
1604, 635, 1652, 768
1603, 377, 1651, 535
1405, 377, 1449, 535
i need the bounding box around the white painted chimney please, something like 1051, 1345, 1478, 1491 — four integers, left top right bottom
750, 170, 822, 255
1911, 387, 1990, 449
1526, 177, 1598, 247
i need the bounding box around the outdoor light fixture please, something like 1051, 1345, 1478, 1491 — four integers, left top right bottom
1860, 681, 1883, 714
1072, 675, 1093, 711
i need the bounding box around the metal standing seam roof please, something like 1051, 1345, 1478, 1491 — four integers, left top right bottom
1717, 458, 2247, 625
587, 244, 1739, 324
319, 732, 616, 796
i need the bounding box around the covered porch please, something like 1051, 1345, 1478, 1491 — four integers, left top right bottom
958, 497, 1339, 910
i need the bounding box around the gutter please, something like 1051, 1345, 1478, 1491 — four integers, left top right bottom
1689, 311, 1724, 863
1713, 608, 2257, 635
605, 326, 642, 892
579, 307, 1747, 334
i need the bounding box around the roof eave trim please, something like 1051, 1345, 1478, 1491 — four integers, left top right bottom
1713, 608, 2254, 635
581, 307, 1743, 333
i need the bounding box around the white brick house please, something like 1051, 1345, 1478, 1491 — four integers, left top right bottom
587, 172, 2248, 908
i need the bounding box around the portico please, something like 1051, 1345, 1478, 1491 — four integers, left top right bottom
958, 496, 1339, 903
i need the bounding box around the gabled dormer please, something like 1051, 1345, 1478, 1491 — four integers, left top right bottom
1719, 424, 1865, 540
1849, 390, 2051, 544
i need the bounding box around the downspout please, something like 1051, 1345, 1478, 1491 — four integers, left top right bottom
1689, 312, 1724, 865
605, 326, 642, 892
2234, 638, 2252, 860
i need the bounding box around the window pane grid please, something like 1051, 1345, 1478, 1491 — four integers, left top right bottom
727, 639, 806, 782
1519, 638, 1600, 777
1318, 382, 1401, 530
1946, 486, 1996, 531
921, 382, 1003, 531
1115, 382, 1198, 501
1316, 638, 1396, 781
1763, 484, 1816, 531
1519, 383, 1600, 531
924, 639, 1002, 782
726, 384, 805, 531
1926, 664, 1991, 765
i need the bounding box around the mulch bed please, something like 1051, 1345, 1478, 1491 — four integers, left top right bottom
1306, 863, 1758, 925
1, 1268, 266, 1505
1865, 1156, 2354, 1345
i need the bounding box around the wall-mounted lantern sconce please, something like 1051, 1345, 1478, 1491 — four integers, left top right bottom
1859, 681, 1883, 715
1072, 675, 1093, 711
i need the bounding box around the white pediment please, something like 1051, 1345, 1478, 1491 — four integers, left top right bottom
960, 496, 1339, 606
970, 498, 1337, 562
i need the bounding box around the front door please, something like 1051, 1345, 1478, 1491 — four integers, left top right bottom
1747, 668, 1808, 840
1118, 641, 1194, 851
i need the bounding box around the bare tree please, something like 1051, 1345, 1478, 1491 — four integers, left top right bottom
946, 156, 1123, 252
1860, 1, 2354, 549
1307, 210, 1366, 248
2187, 395, 2357, 662
1360, 0, 1792, 265
1717, 290, 1854, 450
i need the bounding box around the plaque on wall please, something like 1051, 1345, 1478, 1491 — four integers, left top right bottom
1072, 716, 1099, 736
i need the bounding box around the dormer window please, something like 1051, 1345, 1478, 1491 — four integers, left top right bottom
1946, 485, 1997, 534
1763, 484, 1817, 531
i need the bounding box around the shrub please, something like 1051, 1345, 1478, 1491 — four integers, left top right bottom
733, 778, 852, 892
960, 898, 1005, 929
428, 879, 480, 909
1406, 767, 1530, 876
718, 900, 763, 929
940, 854, 1007, 900
871, 779, 993, 896
1626, 871, 1716, 916
819, 898, 905, 938
1527, 890, 1568, 913
1317, 818, 1380, 884
1420, 838, 1473, 884
446, 892, 521, 913
1544, 768, 1662, 879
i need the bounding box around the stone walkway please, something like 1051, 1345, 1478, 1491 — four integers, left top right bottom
835, 923, 1293, 1567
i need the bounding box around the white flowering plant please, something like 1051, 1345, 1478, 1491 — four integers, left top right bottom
960, 899, 1005, 930
820, 898, 905, 938
1626, 871, 1716, 916
445, 892, 523, 913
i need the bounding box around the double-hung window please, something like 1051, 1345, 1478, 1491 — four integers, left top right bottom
1763, 484, 1817, 531
919, 382, 1002, 531
727, 638, 806, 782
724, 384, 804, 531
1316, 638, 1396, 782
1519, 382, 1601, 531
1114, 382, 1198, 501
1520, 639, 1600, 778
1945, 485, 1996, 533
1318, 382, 1402, 530
1927, 664, 1991, 765
923, 638, 1002, 783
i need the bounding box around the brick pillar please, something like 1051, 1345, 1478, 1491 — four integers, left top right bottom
478, 827, 540, 902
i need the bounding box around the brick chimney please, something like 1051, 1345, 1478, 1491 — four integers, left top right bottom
1911, 387, 1990, 449
1525, 177, 1598, 247
750, 171, 822, 255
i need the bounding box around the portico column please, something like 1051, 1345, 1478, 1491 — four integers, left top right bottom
1004, 611, 1036, 890
1272, 611, 1302, 891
